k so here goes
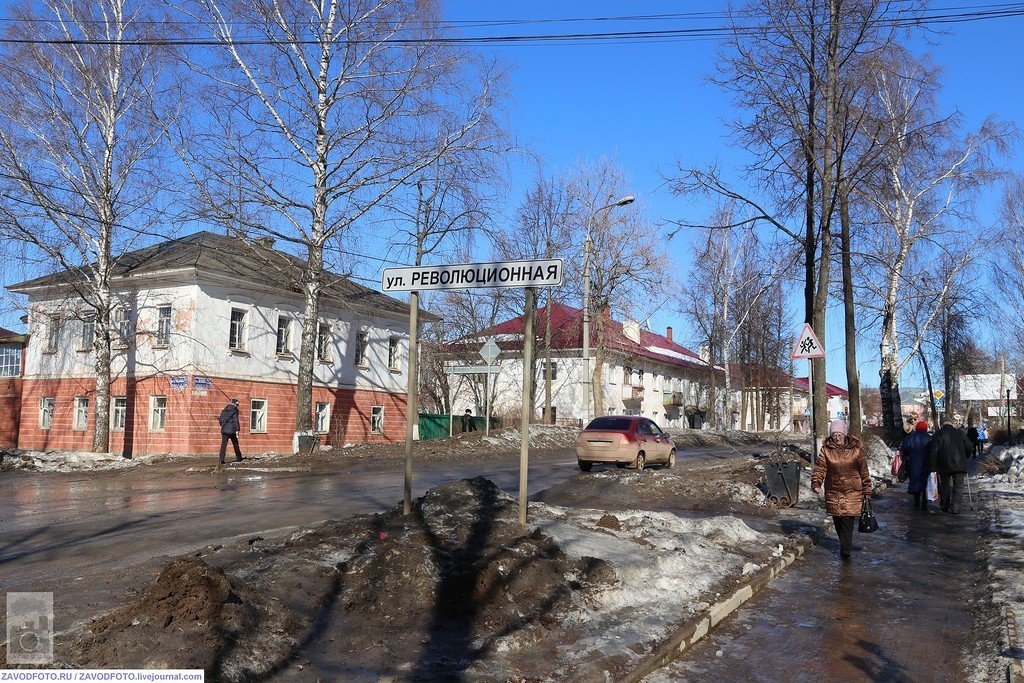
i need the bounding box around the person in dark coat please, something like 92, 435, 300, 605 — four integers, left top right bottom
218, 398, 243, 464
966, 425, 980, 458
930, 420, 970, 513
461, 409, 477, 433
812, 419, 872, 562
902, 420, 933, 510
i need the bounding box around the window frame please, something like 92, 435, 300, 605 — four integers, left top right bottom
45, 314, 60, 353
249, 398, 268, 434
79, 313, 95, 351
155, 305, 172, 347
0, 344, 20, 377
370, 404, 384, 434
315, 401, 331, 434
316, 322, 332, 363
354, 330, 368, 367
149, 395, 167, 432
388, 337, 400, 371
73, 396, 90, 431
111, 396, 127, 432
228, 307, 247, 351
544, 360, 558, 381
276, 315, 292, 356
40, 397, 55, 430
114, 307, 132, 347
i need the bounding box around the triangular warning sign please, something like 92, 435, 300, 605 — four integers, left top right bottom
791, 323, 825, 359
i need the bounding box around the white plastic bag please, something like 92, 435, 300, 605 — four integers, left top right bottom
926, 472, 939, 501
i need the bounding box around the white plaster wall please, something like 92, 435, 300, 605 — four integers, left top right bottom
192, 281, 408, 391
24, 284, 198, 380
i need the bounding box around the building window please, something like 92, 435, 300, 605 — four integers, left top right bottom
115, 307, 132, 345
276, 316, 292, 355
45, 314, 60, 352
73, 397, 89, 431
370, 405, 384, 434
355, 331, 368, 367
316, 322, 331, 362
388, 337, 400, 371
150, 396, 167, 431
0, 344, 20, 377
229, 308, 247, 350
156, 305, 172, 346
624, 366, 633, 386
250, 399, 267, 433
315, 402, 330, 433
112, 397, 127, 431
80, 314, 95, 350
543, 361, 558, 380
40, 397, 55, 430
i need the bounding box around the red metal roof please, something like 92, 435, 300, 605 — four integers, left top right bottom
465, 302, 716, 373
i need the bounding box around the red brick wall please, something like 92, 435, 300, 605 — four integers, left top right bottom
0, 377, 22, 447
18, 376, 408, 455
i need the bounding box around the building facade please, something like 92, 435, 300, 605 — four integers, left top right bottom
7, 232, 411, 455
0, 327, 27, 448
447, 303, 723, 430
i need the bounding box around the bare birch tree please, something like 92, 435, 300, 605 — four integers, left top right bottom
0, 0, 178, 452
856, 51, 1008, 442
180, 0, 503, 438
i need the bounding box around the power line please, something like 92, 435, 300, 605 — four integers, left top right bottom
0, 3, 1019, 47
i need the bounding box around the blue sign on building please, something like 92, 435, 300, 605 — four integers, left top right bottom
170, 376, 188, 390
193, 376, 212, 389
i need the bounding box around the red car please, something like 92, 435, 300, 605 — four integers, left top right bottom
575, 415, 677, 472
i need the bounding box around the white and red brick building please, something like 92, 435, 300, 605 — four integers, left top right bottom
6, 231, 412, 456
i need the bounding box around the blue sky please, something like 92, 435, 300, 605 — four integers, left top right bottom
429, 1, 1024, 390
1, 1, 1020, 392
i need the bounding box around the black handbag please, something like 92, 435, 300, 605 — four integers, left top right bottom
858, 498, 879, 533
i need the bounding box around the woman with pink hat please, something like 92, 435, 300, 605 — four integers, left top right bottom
811, 419, 873, 561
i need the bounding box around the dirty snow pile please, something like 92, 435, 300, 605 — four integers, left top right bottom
987, 446, 1024, 486
861, 435, 895, 481
479, 504, 790, 678
479, 424, 578, 449
1, 450, 156, 472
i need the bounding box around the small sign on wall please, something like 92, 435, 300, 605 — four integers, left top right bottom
170, 376, 188, 390
193, 376, 212, 389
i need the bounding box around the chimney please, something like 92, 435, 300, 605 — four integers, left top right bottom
666, 326, 673, 342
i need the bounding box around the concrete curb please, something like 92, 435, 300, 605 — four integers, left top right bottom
620, 520, 832, 683
1005, 607, 1024, 683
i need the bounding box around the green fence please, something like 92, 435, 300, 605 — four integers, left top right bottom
418, 413, 488, 440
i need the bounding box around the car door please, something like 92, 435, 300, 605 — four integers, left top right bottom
650, 422, 672, 461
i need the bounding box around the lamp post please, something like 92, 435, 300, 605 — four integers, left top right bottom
582, 195, 635, 424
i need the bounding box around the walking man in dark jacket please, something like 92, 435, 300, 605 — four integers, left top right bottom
461, 409, 477, 433
930, 421, 970, 513
218, 398, 243, 464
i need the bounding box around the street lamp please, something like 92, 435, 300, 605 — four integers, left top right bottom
582, 194, 635, 424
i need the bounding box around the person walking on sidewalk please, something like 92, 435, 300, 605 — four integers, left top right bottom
930, 420, 970, 513
812, 420, 872, 561
966, 425, 980, 458
218, 398, 243, 465
902, 421, 933, 511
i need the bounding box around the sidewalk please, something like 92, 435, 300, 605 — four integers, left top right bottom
645, 485, 985, 682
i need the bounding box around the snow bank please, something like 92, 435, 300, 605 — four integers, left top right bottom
861, 435, 894, 481
479, 424, 578, 449
496, 503, 786, 669
2, 450, 151, 472
989, 446, 1024, 487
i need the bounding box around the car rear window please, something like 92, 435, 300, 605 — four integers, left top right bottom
585, 417, 633, 431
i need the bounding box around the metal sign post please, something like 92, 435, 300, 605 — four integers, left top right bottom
479, 338, 500, 436
791, 323, 826, 464
384, 260, 563, 519
519, 287, 536, 525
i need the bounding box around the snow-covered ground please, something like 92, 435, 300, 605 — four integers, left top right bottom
977, 445, 1024, 678
1, 450, 157, 472
479, 424, 578, 449
484, 503, 790, 677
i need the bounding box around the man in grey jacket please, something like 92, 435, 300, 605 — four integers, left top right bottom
929, 421, 971, 513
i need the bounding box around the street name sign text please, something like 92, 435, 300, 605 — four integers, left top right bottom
382, 259, 563, 292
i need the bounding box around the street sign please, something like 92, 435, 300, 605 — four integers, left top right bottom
790, 323, 825, 359
382, 259, 563, 292
933, 390, 944, 400
193, 376, 211, 389
960, 374, 1018, 401
170, 376, 188, 390
447, 365, 500, 375
479, 338, 500, 364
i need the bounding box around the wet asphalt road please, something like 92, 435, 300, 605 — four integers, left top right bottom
0, 441, 765, 645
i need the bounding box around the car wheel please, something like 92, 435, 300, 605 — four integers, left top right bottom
634, 452, 646, 470
665, 450, 676, 468
578, 461, 593, 472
